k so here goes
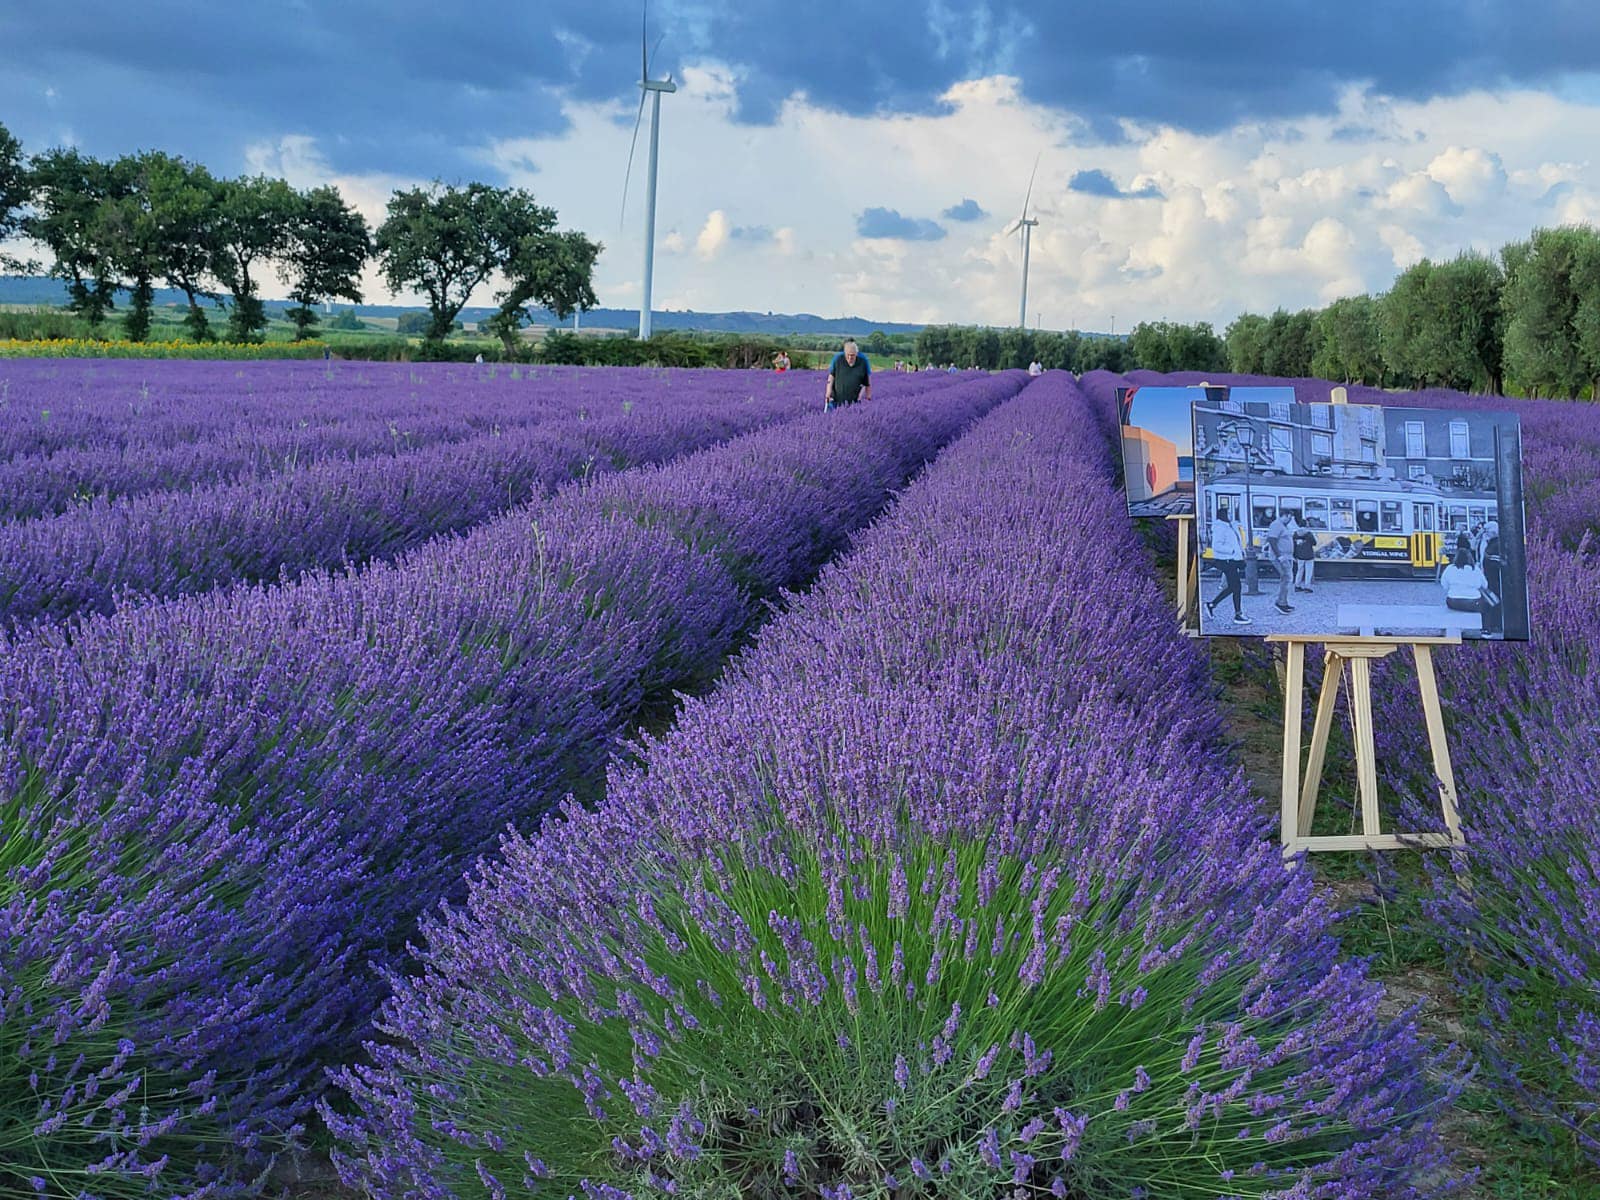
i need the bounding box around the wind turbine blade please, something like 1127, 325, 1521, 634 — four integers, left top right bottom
647, 32, 666, 78
1004, 217, 1023, 236
641, 1, 649, 81
1021, 150, 1041, 219
620, 89, 648, 226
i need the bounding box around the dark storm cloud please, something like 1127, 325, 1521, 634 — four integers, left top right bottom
856, 208, 947, 240
0, 1, 1596, 180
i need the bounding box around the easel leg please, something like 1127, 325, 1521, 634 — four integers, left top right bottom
1176, 524, 1191, 621
1280, 641, 1305, 856
1413, 645, 1464, 844
1348, 656, 1381, 836
1300, 651, 1342, 835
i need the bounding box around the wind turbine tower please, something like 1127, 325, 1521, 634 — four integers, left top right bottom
1006, 155, 1042, 329
624, 6, 676, 340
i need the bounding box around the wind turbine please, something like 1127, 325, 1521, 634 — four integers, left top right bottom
623, 4, 676, 340
1005, 154, 1042, 329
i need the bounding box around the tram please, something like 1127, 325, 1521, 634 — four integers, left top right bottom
1198, 474, 1493, 577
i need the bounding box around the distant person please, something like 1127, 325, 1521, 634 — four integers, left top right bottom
1204, 518, 1251, 625
946, 362, 958, 374
1028, 360, 1044, 377
824, 339, 871, 411
1439, 546, 1488, 613
474, 352, 484, 364
1265, 510, 1297, 614
773, 351, 791, 372
1292, 522, 1317, 593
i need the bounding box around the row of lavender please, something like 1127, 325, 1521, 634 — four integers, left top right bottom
0, 360, 742, 458
0, 361, 666, 516
0, 371, 1024, 1198
331, 376, 1453, 1198
1107, 369, 1600, 1169
0, 368, 968, 627
0, 362, 922, 528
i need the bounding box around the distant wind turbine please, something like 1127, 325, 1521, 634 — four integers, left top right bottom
622, 3, 676, 340
1005, 154, 1042, 329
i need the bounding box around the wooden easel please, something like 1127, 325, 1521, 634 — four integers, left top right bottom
1166, 513, 1199, 633
1269, 635, 1466, 856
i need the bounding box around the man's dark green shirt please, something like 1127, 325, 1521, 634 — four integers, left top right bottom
828, 352, 871, 406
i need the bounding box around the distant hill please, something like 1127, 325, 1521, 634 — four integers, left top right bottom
0, 276, 926, 337
0, 275, 1115, 339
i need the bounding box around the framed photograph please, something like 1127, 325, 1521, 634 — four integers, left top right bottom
1118, 385, 1295, 518
1192, 399, 1529, 641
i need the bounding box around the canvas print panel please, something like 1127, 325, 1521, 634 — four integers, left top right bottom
1193, 399, 1529, 642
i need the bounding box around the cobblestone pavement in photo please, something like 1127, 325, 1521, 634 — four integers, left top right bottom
1195, 568, 1455, 638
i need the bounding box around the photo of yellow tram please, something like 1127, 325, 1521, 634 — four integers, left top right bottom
1199, 475, 1476, 576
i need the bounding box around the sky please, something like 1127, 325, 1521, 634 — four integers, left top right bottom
3, 2, 1600, 328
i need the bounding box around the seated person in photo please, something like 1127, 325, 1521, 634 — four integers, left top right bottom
1439, 547, 1488, 613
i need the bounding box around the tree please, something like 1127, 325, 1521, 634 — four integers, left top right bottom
1224, 312, 1270, 374
1381, 254, 1503, 392
146, 155, 223, 341
1127, 320, 1226, 373
280, 185, 370, 340
1570, 232, 1600, 399
214, 175, 296, 342
1127, 321, 1176, 372
482, 194, 600, 356
24, 148, 123, 328
0, 122, 29, 271
1439, 252, 1505, 395
376, 182, 508, 342
1311, 295, 1383, 385
998, 327, 1036, 370
1260, 308, 1316, 378
1502, 226, 1598, 399
95, 153, 173, 341
914, 324, 956, 366
971, 327, 1001, 370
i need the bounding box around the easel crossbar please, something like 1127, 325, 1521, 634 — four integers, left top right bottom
1267, 635, 1465, 857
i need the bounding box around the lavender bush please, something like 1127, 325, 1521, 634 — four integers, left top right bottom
0, 371, 1019, 1197
332, 376, 1452, 1198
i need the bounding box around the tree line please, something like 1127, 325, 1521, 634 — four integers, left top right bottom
1233, 231, 1600, 399
0, 122, 599, 347
917, 224, 1600, 399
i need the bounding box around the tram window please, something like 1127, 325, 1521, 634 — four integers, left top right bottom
1356, 500, 1379, 533
1278, 496, 1303, 519
1303, 498, 1329, 529
1448, 505, 1468, 530
1413, 504, 1435, 532
1331, 499, 1354, 531
1469, 505, 1487, 526
1214, 494, 1238, 523
1380, 500, 1402, 533
1252, 497, 1277, 530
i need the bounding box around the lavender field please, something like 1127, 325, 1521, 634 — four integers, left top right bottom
1, 361, 1597, 1199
